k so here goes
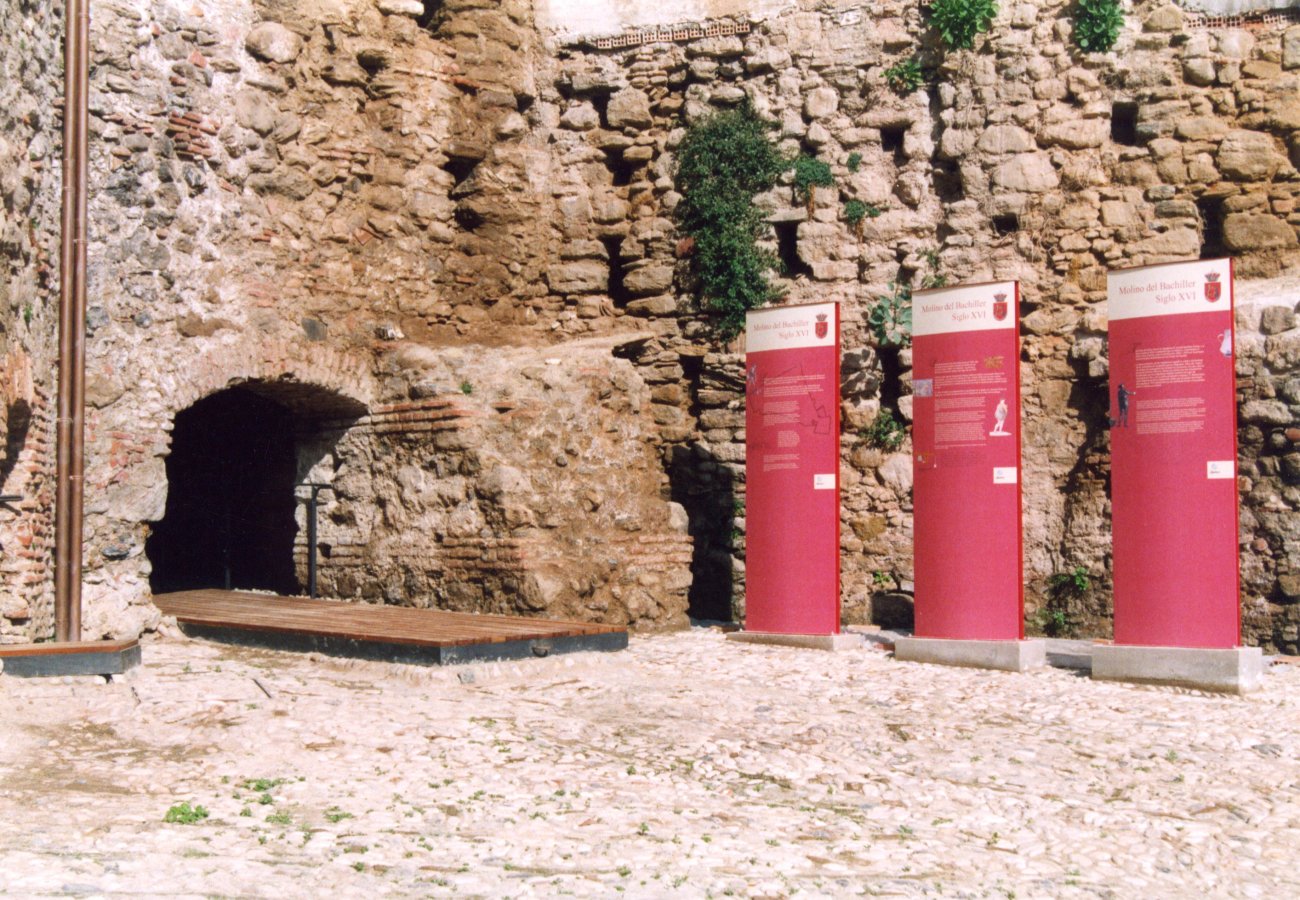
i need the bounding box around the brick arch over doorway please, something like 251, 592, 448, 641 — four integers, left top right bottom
143, 340, 377, 598
160, 339, 379, 419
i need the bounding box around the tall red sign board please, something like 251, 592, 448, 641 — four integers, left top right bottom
1108, 259, 1239, 648
911, 281, 1023, 640
744, 302, 841, 634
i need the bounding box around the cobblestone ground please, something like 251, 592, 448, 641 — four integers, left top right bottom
2, 630, 1299, 898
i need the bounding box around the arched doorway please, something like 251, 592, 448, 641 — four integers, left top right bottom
147, 387, 301, 595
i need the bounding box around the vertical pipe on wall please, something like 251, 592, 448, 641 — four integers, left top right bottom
55, 0, 88, 642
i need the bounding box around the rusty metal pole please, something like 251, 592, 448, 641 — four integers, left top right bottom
55, 0, 88, 642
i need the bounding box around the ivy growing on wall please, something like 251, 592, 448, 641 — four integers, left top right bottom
675, 102, 789, 339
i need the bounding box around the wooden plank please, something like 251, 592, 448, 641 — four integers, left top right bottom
0, 639, 138, 658
152, 591, 624, 651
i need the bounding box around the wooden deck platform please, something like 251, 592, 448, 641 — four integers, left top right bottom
153, 590, 628, 665
0, 640, 141, 678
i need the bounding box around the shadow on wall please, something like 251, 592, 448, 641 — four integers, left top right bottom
0, 400, 31, 497
667, 441, 738, 622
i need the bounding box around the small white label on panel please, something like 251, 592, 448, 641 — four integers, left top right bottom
813, 473, 835, 490
1207, 461, 1234, 480
993, 467, 1018, 484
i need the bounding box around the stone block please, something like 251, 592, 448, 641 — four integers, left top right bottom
625, 295, 676, 316
1182, 58, 1215, 87
978, 124, 1035, 154
746, 47, 791, 75
1134, 226, 1202, 259
877, 452, 913, 494
1223, 214, 1297, 253
1217, 131, 1285, 181
1285, 26, 1300, 70
622, 265, 674, 296
992, 153, 1058, 193
376, 0, 424, 15
803, 87, 839, 120
607, 88, 653, 130
1240, 399, 1294, 425
1143, 4, 1184, 32
1091, 644, 1264, 694
1175, 117, 1228, 142
245, 22, 302, 63
1260, 305, 1297, 335
894, 637, 1047, 673
1038, 120, 1107, 150
560, 103, 600, 131
234, 90, 277, 135
547, 261, 607, 294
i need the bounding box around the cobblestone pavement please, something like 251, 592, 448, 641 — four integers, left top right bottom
2, 630, 1299, 898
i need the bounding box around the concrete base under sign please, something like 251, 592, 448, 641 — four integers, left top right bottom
725, 631, 863, 651
1091, 644, 1264, 694
893, 636, 1047, 672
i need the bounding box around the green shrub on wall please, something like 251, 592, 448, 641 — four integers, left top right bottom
792, 155, 834, 216
929, 0, 999, 51
675, 102, 789, 339
1073, 0, 1123, 52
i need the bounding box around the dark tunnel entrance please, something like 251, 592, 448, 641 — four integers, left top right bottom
147, 388, 300, 595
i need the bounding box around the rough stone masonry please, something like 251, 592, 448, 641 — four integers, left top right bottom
0, 0, 1297, 649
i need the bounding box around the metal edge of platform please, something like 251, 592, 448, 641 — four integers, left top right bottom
178, 623, 629, 666
0, 642, 142, 678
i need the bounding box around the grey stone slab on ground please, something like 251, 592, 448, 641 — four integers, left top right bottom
894, 637, 1047, 672
726, 631, 864, 651
1090, 644, 1265, 694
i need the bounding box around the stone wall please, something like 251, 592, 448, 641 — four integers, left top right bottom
0, 2, 63, 643
1, 0, 1298, 650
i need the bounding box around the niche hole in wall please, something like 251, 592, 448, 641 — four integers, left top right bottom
416, 2, 444, 31
992, 213, 1020, 236
603, 149, 638, 187
600, 236, 631, 308
1196, 195, 1228, 260
880, 126, 907, 165
933, 160, 964, 204
774, 220, 812, 279
1111, 102, 1139, 146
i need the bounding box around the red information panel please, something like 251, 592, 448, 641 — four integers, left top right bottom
911, 281, 1023, 640
1108, 259, 1239, 648
744, 302, 841, 634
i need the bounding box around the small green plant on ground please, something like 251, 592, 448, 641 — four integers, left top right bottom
241, 777, 285, 793
792, 155, 834, 216
675, 101, 789, 340
884, 57, 924, 94
846, 151, 862, 173
164, 801, 209, 825
1073, 0, 1123, 53
325, 806, 354, 823
864, 409, 907, 451
867, 282, 913, 348
459, 380, 473, 395
266, 810, 293, 826
929, 0, 999, 50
